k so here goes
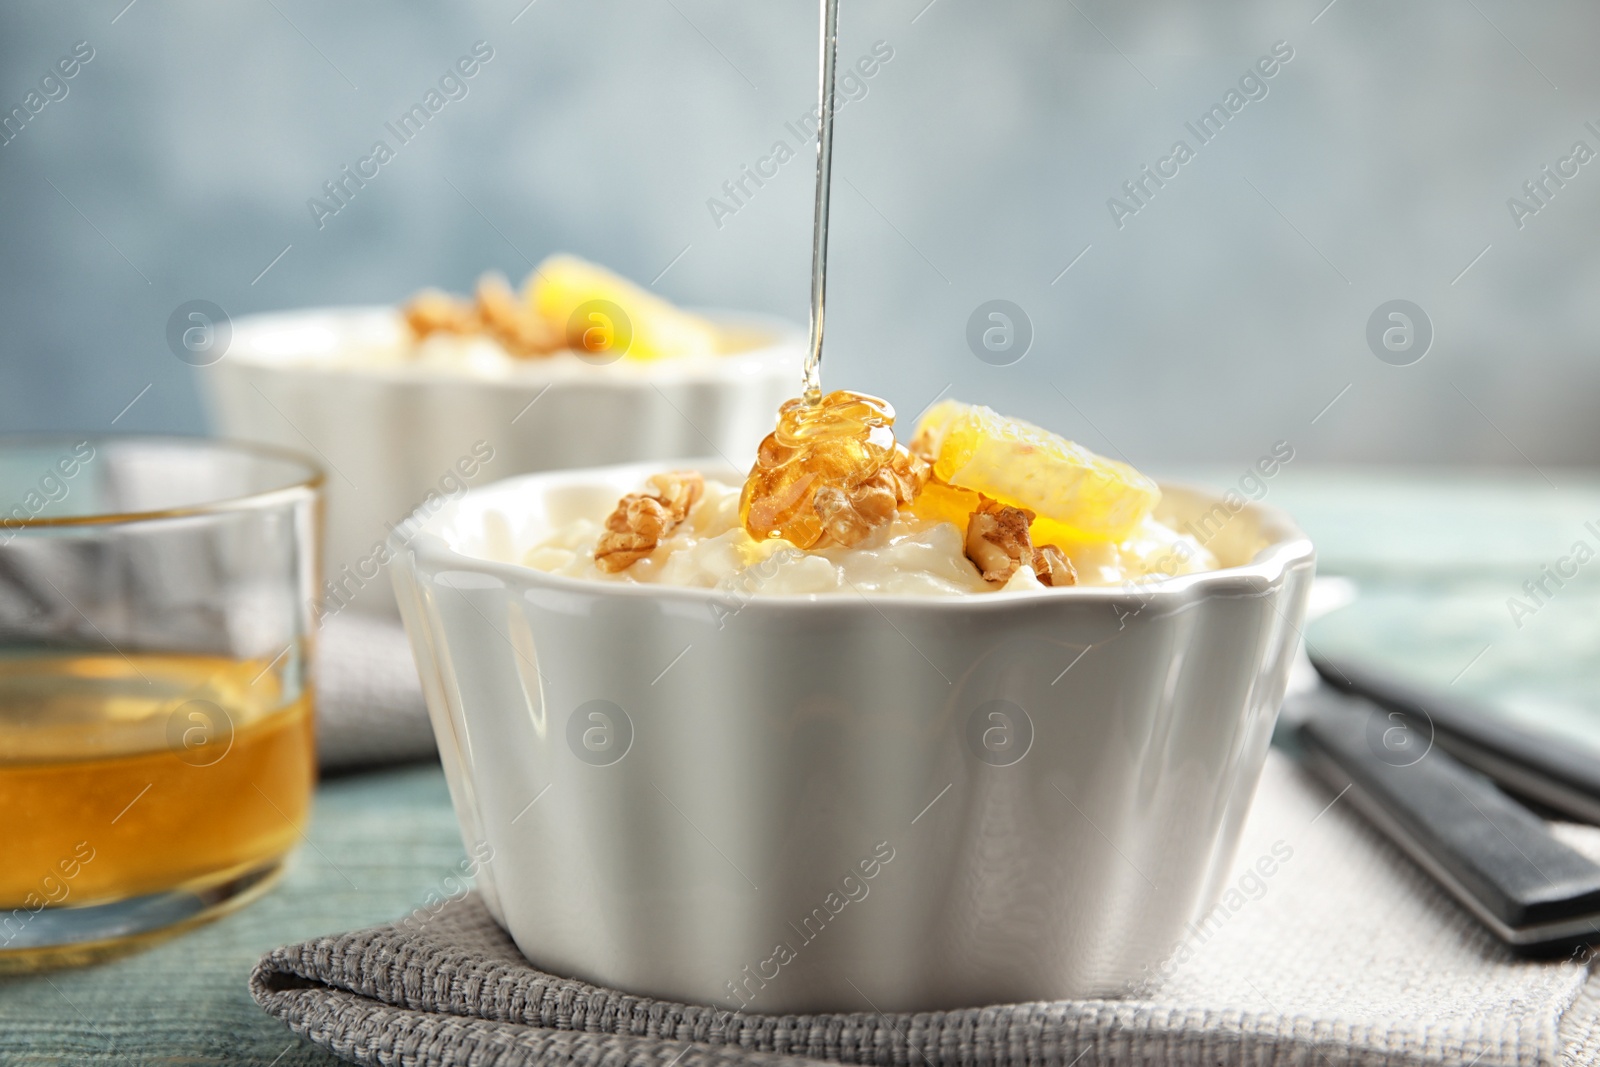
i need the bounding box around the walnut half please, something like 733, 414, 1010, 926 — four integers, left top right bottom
402, 289, 479, 337
964, 499, 1037, 583
812, 470, 899, 548
594, 471, 705, 573
964, 499, 1077, 587
809, 451, 930, 549
476, 273, 562, 357
402, 275, 563, 358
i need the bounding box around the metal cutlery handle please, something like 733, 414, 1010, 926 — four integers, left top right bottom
1294, 686, 1600, 952
1312, 653, 1600, 825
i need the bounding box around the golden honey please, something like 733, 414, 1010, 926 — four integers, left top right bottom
0, 652, 314, 911
739, 389, 925, 548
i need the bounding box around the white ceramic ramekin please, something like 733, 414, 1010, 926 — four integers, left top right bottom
199, 308, 802, 616
389, 461, 1315, 1013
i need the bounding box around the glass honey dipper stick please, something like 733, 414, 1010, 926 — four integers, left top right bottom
801, 0, 840, 407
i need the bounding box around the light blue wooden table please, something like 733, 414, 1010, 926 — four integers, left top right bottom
3, 468, 1598, 1065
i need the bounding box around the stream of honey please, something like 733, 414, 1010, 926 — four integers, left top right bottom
0, 652, 314, 911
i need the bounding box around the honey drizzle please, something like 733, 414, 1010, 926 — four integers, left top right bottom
739, 390, 925, 548
740, 0, 932, 547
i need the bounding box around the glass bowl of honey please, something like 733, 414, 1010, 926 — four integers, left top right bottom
0, 437, 321, 970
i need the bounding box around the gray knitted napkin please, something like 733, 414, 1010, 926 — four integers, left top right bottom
315, 612, 436, 771
252, 753, 1600, 1067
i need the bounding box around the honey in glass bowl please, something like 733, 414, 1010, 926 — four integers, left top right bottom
0, 437, 321, 971
0, 651, 313, 914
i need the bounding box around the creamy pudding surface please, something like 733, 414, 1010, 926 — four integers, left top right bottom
520, 478, 1217, 596
257, 317, 747, 377
505, 395, 1225, 597
250, 253, 771, 375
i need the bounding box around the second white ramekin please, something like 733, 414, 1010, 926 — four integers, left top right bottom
199, 308, 802, 616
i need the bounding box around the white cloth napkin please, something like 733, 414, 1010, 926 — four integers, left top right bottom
1138, 752, 1599, 1065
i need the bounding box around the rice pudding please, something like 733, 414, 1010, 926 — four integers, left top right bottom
518, 394, 1217, 596
268, 254, 746, 376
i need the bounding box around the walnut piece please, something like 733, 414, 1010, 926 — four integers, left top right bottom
1033, 544, 1077, 587
908, 424, 940, 467
964, 499, 1037, 584
403, 275, 563, 357
809, 455, 929, 549
594, 471, 706, 573
476, 273, 561, 357
813, 472, 894, 548
646, 470, 704, 521
403, 289, 479, 337
883, 451, 931, 504
963, 497, 1079, 587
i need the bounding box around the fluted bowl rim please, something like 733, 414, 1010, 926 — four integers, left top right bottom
397, 460, 1316, 611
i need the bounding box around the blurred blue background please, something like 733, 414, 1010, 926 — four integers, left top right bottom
1, 0, 1597, 467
